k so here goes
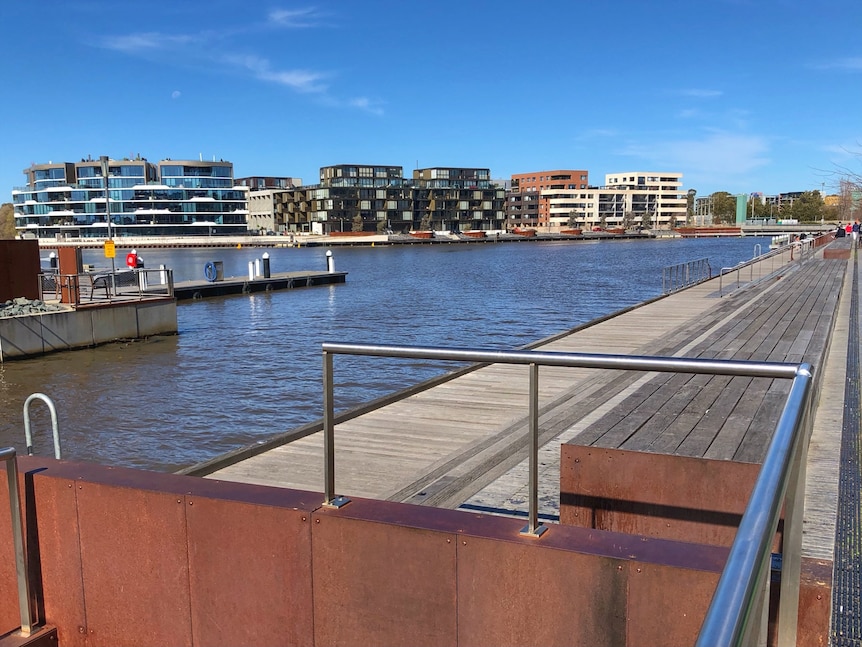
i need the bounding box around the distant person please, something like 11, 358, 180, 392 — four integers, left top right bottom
854, 220, 861, 247
836, 224, 845, 238
846, 223, 853, 237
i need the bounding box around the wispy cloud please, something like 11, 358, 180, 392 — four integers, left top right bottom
101, 32, 198, 53
171, 90, 181, 99
676, 88, 723, 98
809, 57, 862, 71
348, 97, 385, 116
267, 8, 326, 28
620, 132, 770, 178
225, 54, 328, 93
574, 128, 619, 140
93, 7, 381, 113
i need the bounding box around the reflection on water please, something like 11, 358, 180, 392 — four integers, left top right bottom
2, 238, 769, 471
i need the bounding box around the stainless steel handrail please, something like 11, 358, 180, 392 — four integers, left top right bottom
1, 446, 35, 636
696, 365, 812, 647
662, 257, 711, 294
320, 342, 812, 644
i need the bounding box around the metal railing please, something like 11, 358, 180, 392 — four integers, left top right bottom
39, 267, 174, 304
2, 446, 35, 636
717, 233, 833, 298
320, 342, 813, 646
662, 257, 711, 294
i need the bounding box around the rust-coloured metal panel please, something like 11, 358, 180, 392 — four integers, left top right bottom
0, 469, 20, 635
0, 240, 40, 302
312, 501, 458, 647
186, 495, 314, 647
560, 446, 781, 549
457, 534, 627, 647
625, 560, 721, 647
764, 556, 833, 647
792, 557, 832, 647
57, 248, 82, 305
75, 481, 192, 647
28, 471, 86, 647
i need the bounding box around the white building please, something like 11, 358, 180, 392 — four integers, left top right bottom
547, 172, 686, 231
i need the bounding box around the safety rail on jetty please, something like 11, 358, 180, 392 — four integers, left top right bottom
38, 267, 174, 305
319, 342, 814, 647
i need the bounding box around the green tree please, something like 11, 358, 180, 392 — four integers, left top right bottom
686, 189, 696, 224
0, 203, 15, 239
566, 210, 578, 228
711, 192, 737, 224
622, 211, 634, 229
785, 191, 824, 222
351, 214, 364, 232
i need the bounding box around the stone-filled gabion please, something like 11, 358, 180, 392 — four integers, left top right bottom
0, 297, 64, 318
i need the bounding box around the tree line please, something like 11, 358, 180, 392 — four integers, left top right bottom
697, 186, 858, 225
0, 203, 15, 239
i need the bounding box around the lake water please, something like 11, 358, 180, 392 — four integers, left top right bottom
1, 236, 769, 471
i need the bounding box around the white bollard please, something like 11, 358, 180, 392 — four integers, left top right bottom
254, 258, 261, 278
248, 261, 255, 280
159, 264, 167, 285
326, 250, 335, 273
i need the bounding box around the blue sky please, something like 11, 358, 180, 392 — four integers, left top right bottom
2, 0, 860, 198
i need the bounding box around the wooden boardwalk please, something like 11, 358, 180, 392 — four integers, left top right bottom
202, 240, 848, 561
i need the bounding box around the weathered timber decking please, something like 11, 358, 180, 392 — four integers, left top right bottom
204, 243, 841, 518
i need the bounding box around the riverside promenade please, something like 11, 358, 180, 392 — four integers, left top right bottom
187, 233, 860, 643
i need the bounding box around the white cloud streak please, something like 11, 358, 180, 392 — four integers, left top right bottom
677, 89, 723, 98
810, 57, 862, 71
620, 132, 770, 177
95, 8, 381, 114
225, 54, 328, 93
348, 97, 384, 116
101, 32, 198, 53
267, 8, 325, 28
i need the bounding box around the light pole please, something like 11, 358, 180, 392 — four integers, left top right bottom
100, 156, 116, 296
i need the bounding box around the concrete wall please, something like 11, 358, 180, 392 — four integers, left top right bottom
0, 457, 727, 647
0, 299, 177, 361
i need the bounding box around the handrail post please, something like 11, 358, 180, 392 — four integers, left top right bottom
2, 447, 34, 636
775, 401, 811, 646
520, 363, 547, 538
322, 351, 349, 508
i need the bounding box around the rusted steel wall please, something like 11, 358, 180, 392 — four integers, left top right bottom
560, 446, 765, 547
1, 457, 728, 647
0, 240, 40, 302
559, 444, 831, 646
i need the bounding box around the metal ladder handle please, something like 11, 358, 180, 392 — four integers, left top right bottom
23, 393, 62, 459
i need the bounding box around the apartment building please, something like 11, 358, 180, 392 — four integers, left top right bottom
258, 165, 506, 234
507, 170, 589, 230
12, 158, 249, 238
507, 170, 684, 231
